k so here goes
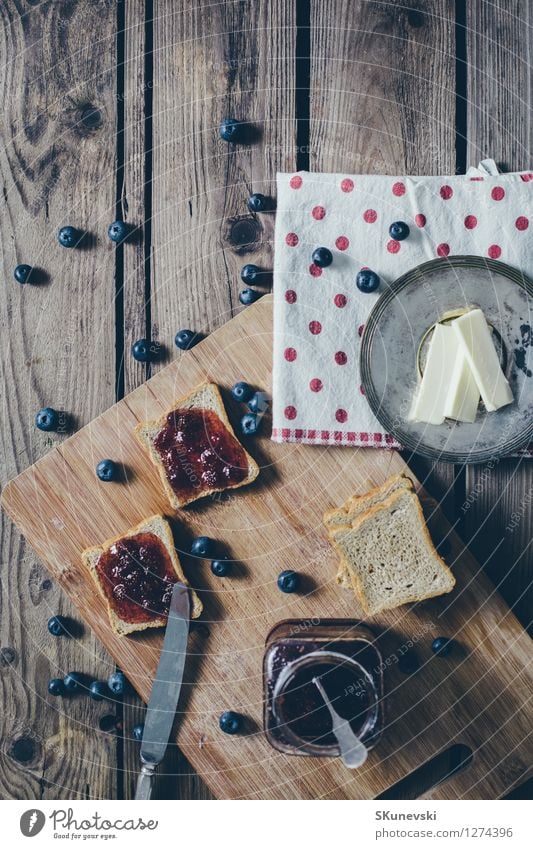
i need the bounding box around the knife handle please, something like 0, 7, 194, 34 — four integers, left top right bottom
135, 762, 156, 801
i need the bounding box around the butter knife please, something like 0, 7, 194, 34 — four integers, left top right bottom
135, 581, 190, 800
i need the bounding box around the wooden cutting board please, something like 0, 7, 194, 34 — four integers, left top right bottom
2, 294, 531, 800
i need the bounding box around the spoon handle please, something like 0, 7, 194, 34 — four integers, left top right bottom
313, 676, 368, 769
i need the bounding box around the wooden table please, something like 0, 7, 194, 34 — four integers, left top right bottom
0, 0, 531, 800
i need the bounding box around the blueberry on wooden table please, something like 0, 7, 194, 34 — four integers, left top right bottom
431, 637, 454, 657
356, 269, 380, 294
219, 118, 242, 142
211, 558, 231, 577
58, 226, 82, 248
239, 288, 261, 306
191, 536, 217, 558
96, 459, 117, 482
240, 413, 259, 436
131, 338, 159, 363
312, 247, 333, 268
48, 678, 65, 697
389, 221, 410, 241
107, 220, 131, 244
248, 192, 269, 212
277, 570, 300, 593
47, 614, 69, 636
175, 329, 197, 350
248, 391, 269, 415
231, 381, 254, 403
132, 723, 144, 742
219, 710, 243, 735
14, 264, 34, 284
63, 671, 85, 693
107, 671, 126, 695
35, 407, 59, 432
89, 680, 109, 701
240, 263, 263, 285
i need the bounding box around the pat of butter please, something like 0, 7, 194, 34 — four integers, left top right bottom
409, 323, 456, 425
444, 341, 480, 423
452, 309, 513, 412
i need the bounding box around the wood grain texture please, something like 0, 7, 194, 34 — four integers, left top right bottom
0, 0, 119, 799
465, 0, 533, 632
2, 295, 532, 800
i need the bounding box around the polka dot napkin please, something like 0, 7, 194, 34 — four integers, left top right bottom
272, 159, 533, 448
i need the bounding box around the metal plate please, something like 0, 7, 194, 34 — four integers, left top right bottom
360, 256, 533, 463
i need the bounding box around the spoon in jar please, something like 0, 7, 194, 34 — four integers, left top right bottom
312, 675, 368, 769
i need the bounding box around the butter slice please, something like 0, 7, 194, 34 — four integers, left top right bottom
409, 323, 456, 425
452, 309, 513, 412
444, 346, 480, 422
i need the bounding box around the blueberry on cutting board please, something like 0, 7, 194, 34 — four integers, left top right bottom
175, 329, 197, 350
96, 459, 117, 482
277, 570, 300, 593
231, 381, 254, 403
191, 536, 217, 558
432, 637, 454, 657
211, 558, 231, 577
219, 710, 243, 734
241, 413, 259, 436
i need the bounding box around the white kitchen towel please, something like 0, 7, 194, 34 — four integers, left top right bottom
272, 160, 533, 448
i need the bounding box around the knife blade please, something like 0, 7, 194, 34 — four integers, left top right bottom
135, 581, 190, 800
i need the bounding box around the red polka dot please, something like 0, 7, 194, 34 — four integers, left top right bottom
312, 205, 326, 220
520, 173, 533, 182
309, 378, 323, 392
340, 178, 354, 193
470, 176, 484, 181
392, 181, 405, 196
488, 244, 501, 259
363, 208, 377, 223
309, 263, 322, 277
440, 185, 453, 200
415, 213, 426, 227
285, 232, 299, 246
284, 347, 297, 362
436, 243, 450, 257
516, 216, 529, 231
309, 320, 322, 335
284, 405, 297, 420
358, 324, 365, 337
387, 239, 401, 254
359, 384, 365, 396
335, 408, 348, 423
335, 235, 349, 250
464, 214, 477, 229
289, 175, 302, 189
491, 186, 505, 201
334, 293, 347, 308
285, 290, 297, 304
334, 351, 347, 365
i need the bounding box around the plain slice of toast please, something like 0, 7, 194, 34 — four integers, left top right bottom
135, 382, 260, 510
331, 489, 455, 616
324, 474, 414, 587
82, 514, 202, 636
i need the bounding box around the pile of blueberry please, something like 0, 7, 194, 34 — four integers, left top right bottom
231, 381, 269, 437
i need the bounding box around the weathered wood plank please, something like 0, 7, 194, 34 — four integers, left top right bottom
465, 0, 533, 632
0, 0, 118, 799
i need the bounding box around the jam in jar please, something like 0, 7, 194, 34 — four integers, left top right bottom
264, 619, 384, 758
152, 407, 248, 502
96, 532, 177, 624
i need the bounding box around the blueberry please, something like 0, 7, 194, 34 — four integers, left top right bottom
96, 459, 117, 482
248, 391, 269, 415
191, 536, 217, 558
219, 710, 243, 735
248, 193, 269, 212
108, 220, 131, 244
35, 407, 59, 432
48, 678, 65, 697
356, 269, 380, 293
14, 264, 33, 284
211, 558, 231, 578
240, 413, 259, 436
389, 221, 410, 241
108, 671, 127, 695
231, 381, 254, 403
312, 247, 333, 268
99, 714, 121, 733
132, 723, 144, 742
239, 288, 261, 306
432, 637, 454, 657
277, 569, 300, 593
64, 671, 85, 693
58, 226, 82, 248
47, 615, 68, 637
240, 264, 263, 285
398, 650, 420, 675
131, 338, 159, 363
175, 329, 197, 350
219, 118, 242, 142
89, 681, 109, 701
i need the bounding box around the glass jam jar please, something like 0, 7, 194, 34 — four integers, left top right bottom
264, 619, 384, 758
